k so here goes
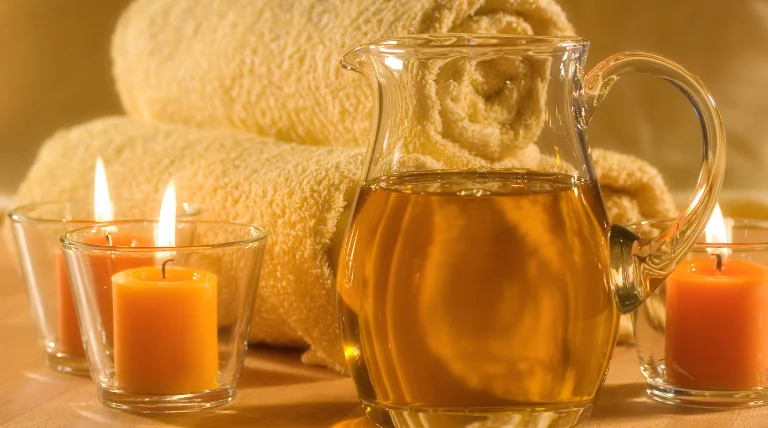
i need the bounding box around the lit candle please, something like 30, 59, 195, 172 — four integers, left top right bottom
56, 158, 150, 355
112, 181, 218, 395
665, 204, 768, 390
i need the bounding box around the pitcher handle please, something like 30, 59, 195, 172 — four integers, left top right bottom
582, 52, 726, 314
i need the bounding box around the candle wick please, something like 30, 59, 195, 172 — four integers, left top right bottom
105, 231, 113, 246
715, 253, 723, 273
162, 259, 175, 279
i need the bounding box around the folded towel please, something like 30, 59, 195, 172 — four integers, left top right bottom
14, 117, 364, 372
112, 0, 574, 151
592, 149, 677, 224
108, 0, 671, 364
109, 0, 673, 216
9, 0, 674, 372
14, 116, 674, 371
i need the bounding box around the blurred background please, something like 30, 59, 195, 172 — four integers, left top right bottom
1, 0, 765, 216
0, 0, 131, 206
561, 0, 768, 217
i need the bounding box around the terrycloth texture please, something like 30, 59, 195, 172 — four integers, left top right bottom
14, 117, 365, 372
108, 0, 673, 219
591, 150, 677, 224
360, 52, 551, 175
14, 0, 674, 370
14, 116, 673, 371
112, 0, 574, 152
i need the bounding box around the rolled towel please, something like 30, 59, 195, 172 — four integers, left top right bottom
112, 0, 575, 155
592, 149, 677, 224
14, 116, 674, 371
14, 116, 364, 372
109, 0, 674, 229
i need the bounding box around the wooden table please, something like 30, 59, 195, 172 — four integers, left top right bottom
2, 229, 768, 427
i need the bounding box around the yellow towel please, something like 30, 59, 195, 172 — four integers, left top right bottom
109, 0, 674, 224
15, 0, 677, 371
14, 117, 364, 372
112, 0, 574, 149
14, 116, 673, 371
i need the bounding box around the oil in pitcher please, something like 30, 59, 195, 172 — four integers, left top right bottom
339, 170, 618, 418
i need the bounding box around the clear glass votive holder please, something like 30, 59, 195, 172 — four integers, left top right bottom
7, 200, 199, 375
60, 220, 267, 413
628, 217, 768, 408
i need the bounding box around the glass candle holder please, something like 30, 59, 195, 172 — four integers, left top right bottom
7, 201, 199, 375
628, 217, 768, 408
60, 220, 266, 413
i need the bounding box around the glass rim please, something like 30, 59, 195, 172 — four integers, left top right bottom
7, 200, 201, 225
343, 34, 588, 65
60, 220, 267, 252
626, 217, 768, 250
364, 34, 587, 49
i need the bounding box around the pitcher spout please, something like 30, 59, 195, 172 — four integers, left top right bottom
340, 45, 370, 74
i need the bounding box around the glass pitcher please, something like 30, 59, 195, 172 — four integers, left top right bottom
337, 35, 725, 428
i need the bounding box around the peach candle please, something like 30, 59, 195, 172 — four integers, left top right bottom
56, 158, 128, 355
111, 181, 219, 395
56, 237, 151, 356
112, 265, 218, 394
665, 205, 768, 390
56, 251, 84, 356
666, 259, 768, 390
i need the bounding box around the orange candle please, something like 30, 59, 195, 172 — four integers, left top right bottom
56, 236, 152, 355
55, 156, 136, 355
665, 258, 768, 390
56, 250, 84, 356
112, 266, 218, 394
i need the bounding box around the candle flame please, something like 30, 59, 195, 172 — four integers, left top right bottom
705, 203, 730, 258
94, 157, 113, 222
156, 180, 176, 249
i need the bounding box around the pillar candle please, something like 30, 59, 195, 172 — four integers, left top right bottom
56, 250, 85, 356
56, 236, 151, 355
666, 258, 768, 390
112, 265, 218, 395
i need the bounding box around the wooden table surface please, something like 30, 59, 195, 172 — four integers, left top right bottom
2, 229, 768, 428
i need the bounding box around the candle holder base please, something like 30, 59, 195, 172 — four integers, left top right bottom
45, 352, 89, 376
98, 386, 236, 413
646, 380, 768, 408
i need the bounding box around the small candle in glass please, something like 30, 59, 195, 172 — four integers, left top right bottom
61, 182, 267, 412
666, 206, 768, 391
112, 181, 218, 396
630, 207, 768, 408
7, 159, 198, 374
